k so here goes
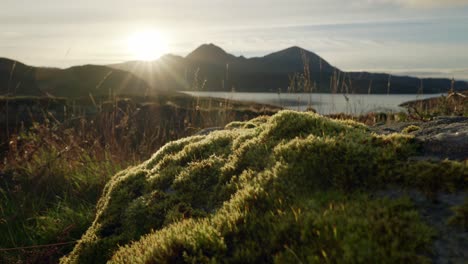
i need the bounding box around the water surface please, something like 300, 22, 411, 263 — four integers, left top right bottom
183, 92, 443, 115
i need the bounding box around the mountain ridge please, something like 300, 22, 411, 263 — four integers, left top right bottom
110, 43, 468, 93
2, 44, 468, 96
186, 43, 238, 64
0, 57, 151, 98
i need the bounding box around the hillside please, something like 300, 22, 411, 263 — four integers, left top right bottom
0, 58, 151, 98
0, 58, 43, 96
62, 111, 467, 263
111, 44, 468, 94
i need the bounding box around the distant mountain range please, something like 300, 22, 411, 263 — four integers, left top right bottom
0, 58, 150, 98
1, 44, 467, 98
111, 44, 468, 94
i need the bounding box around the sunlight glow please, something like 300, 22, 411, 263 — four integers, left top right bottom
127, 30, 169, 61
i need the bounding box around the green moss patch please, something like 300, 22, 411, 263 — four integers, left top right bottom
402, 125, 421, 134
449, 198, 468, 230
62, 110, 467, 263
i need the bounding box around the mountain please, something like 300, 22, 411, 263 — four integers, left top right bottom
259, 46, 335, 73
111, 44, 468, 94
186, 43, 237, 64
3, 45, 467, 97
0, 58, 43, 96
0, 58, 151, 98
110, 54, 187, 93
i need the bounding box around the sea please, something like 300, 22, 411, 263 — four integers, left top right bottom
183, 92, 444, 115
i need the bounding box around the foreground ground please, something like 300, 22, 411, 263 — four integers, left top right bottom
60, 110, 466, 263
0, 94, 279, 263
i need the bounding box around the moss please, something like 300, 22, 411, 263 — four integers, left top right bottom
448, 198, 468, 230
62, 110, 466, 263
225, 121, 258, 129
402, 125, 421, 134
143, 136, 205, 170
398, 160, 468, 199
110, 193, 434, 264
262, 111, 365, 141
225, 121, 246, 129
225, 115, 270, 130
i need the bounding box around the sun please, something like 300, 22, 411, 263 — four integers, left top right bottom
127, 30, 169, 61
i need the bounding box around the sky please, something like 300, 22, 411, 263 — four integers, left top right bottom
2, 0, 468, 79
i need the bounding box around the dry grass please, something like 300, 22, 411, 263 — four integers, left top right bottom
400, 91, 468, 119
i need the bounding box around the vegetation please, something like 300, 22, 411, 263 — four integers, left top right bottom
402, 125, 421, 134
449, 198, 468, 230
1, 122, 122, 263
59, 110, 466, 263
327, 111, 409, 126
400, 91, 468, 119
0, 93, 277, 263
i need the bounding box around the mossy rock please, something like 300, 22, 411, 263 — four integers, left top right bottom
62, 110, 467, 263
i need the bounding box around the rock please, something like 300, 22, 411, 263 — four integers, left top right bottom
372, 117, 468, 160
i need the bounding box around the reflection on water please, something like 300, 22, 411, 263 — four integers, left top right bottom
183, 92, 444, 115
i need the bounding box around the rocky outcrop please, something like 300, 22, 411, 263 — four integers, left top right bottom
372, 116, 468, 160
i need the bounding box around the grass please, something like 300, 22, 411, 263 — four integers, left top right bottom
400, 91, 468, 119
0, 121, 125, 263
60, 110, 466, 263
0, 93, 277, 263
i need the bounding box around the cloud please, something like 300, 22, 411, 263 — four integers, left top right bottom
370, 0, 468, 8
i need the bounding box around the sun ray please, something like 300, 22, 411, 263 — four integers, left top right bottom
127, 30, 169, 61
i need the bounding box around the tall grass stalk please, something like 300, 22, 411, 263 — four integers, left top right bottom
5, 61, 17, 140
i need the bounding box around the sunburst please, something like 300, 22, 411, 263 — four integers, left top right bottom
127, 30, 169, 61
